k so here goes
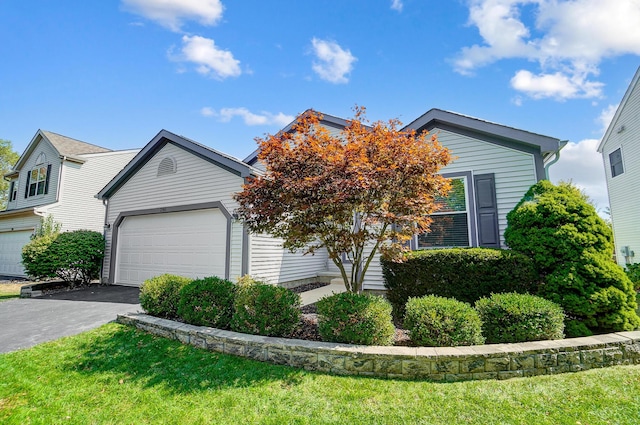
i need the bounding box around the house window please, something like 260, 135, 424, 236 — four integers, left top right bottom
28, 166, 48, 197
609, 148, 624, 177
9, 181, 17, 201
417, 177, 471, 248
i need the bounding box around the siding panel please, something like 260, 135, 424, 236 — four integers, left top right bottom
601, 77, 640, 266
103, 143, 246, 283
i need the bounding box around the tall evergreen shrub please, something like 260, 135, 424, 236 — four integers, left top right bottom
504, 181, 640, 336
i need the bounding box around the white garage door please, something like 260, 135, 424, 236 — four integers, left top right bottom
0, 230, 33, 277
114, 209, 227, 286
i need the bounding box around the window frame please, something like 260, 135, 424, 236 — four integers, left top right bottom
26, 164, 49, 198
609, 147, 624, 178
414, 172, 477, 250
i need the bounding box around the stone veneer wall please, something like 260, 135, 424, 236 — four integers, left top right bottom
117, 313, 640, 381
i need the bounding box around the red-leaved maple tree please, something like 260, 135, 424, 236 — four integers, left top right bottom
234, 107, 452, 293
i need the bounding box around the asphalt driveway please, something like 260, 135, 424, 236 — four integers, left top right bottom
0, 285, 141, 354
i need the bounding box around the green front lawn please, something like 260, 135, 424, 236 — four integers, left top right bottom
1, 323, 639, 424
0, 283, 22, 301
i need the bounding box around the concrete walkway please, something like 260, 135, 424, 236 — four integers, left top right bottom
300, 282, 346, 306
0, 285, 141, 354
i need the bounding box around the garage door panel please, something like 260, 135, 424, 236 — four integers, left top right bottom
0, 230, 33, 276
115, 209, 227, 286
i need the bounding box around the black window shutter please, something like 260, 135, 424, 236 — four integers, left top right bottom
8, 181, 14, 202
24, 172, 30, 198
44, 164, 52, 195
473, 173, 500, 248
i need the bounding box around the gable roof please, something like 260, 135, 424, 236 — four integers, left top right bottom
97, 129, 260, 200
243, 109, 359, 165
11, 130, 111, 173
244, 108, 564, 166
597, 66, 640, 153
403, 109, 562, 156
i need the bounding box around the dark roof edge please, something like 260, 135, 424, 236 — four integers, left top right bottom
243, 109, 359, 164
403, 108, 562, 153
97, 129, 259, 200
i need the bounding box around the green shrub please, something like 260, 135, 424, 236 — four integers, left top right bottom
21, 215, 61, 280
231, 281, 301, 337
177, 277, 235, 328
140, 274, 192, 318
316, 292, 395, 346
505, 181, 640, 336
21, 233, 59, 279
403, 295, 484, 347
625, 263, 640, 291
45, 230, 105, 285
475, 292, 565, 343
382, 248, 539, 319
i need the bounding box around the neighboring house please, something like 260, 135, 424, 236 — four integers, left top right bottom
99, 109, 564, 291
597, 66, 640, 266
0, 130, 139, 277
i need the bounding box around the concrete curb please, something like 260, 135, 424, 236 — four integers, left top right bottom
117, 312, 640, 381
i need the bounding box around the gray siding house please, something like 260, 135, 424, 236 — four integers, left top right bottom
99, 109, 563, 291
597, 66, 640, 266
0, 130, 138, 276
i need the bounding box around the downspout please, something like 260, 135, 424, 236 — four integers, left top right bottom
101, 198, 109, 284
56, 155, 65, 202
544, 140, 568, 180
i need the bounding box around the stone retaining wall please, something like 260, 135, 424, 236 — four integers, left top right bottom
117, 313, 640, 381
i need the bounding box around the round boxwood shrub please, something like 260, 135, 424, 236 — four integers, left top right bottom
231, 280, 301, 337
45, 230, 105, 285
140, 274, 192, 318
177, 276, 235, 329
475, 292, 565, 343
316, 292, 395, 346
403, 295, 485, 347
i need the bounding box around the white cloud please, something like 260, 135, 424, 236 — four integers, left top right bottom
200, 106, 215, 117
202, 107, 294, 126
597, 104, 619, 134
391, 0, 404, 12
174, 35, 241, 80
455, 0, 640, 100
310, 38, 357, 84
510, 70, 604, 100
548, 138, 609, 211
122, 0, 224, 32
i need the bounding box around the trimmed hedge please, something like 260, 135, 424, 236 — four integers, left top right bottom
140, 274, 192, 319
475, 292, 565, 343
316, 292, 395, 346
382, 248, 539, 319
178, 277, 235, 328
404, 295, 484, 347
231, 280, 301, 337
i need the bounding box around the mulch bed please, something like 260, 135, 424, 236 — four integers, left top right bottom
288, 282, 330, 294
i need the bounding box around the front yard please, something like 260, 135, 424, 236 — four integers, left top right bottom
0, 283, 23, 301
1, 323, 639, 424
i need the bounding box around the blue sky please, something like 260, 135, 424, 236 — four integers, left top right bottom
1, 0, 639, 212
